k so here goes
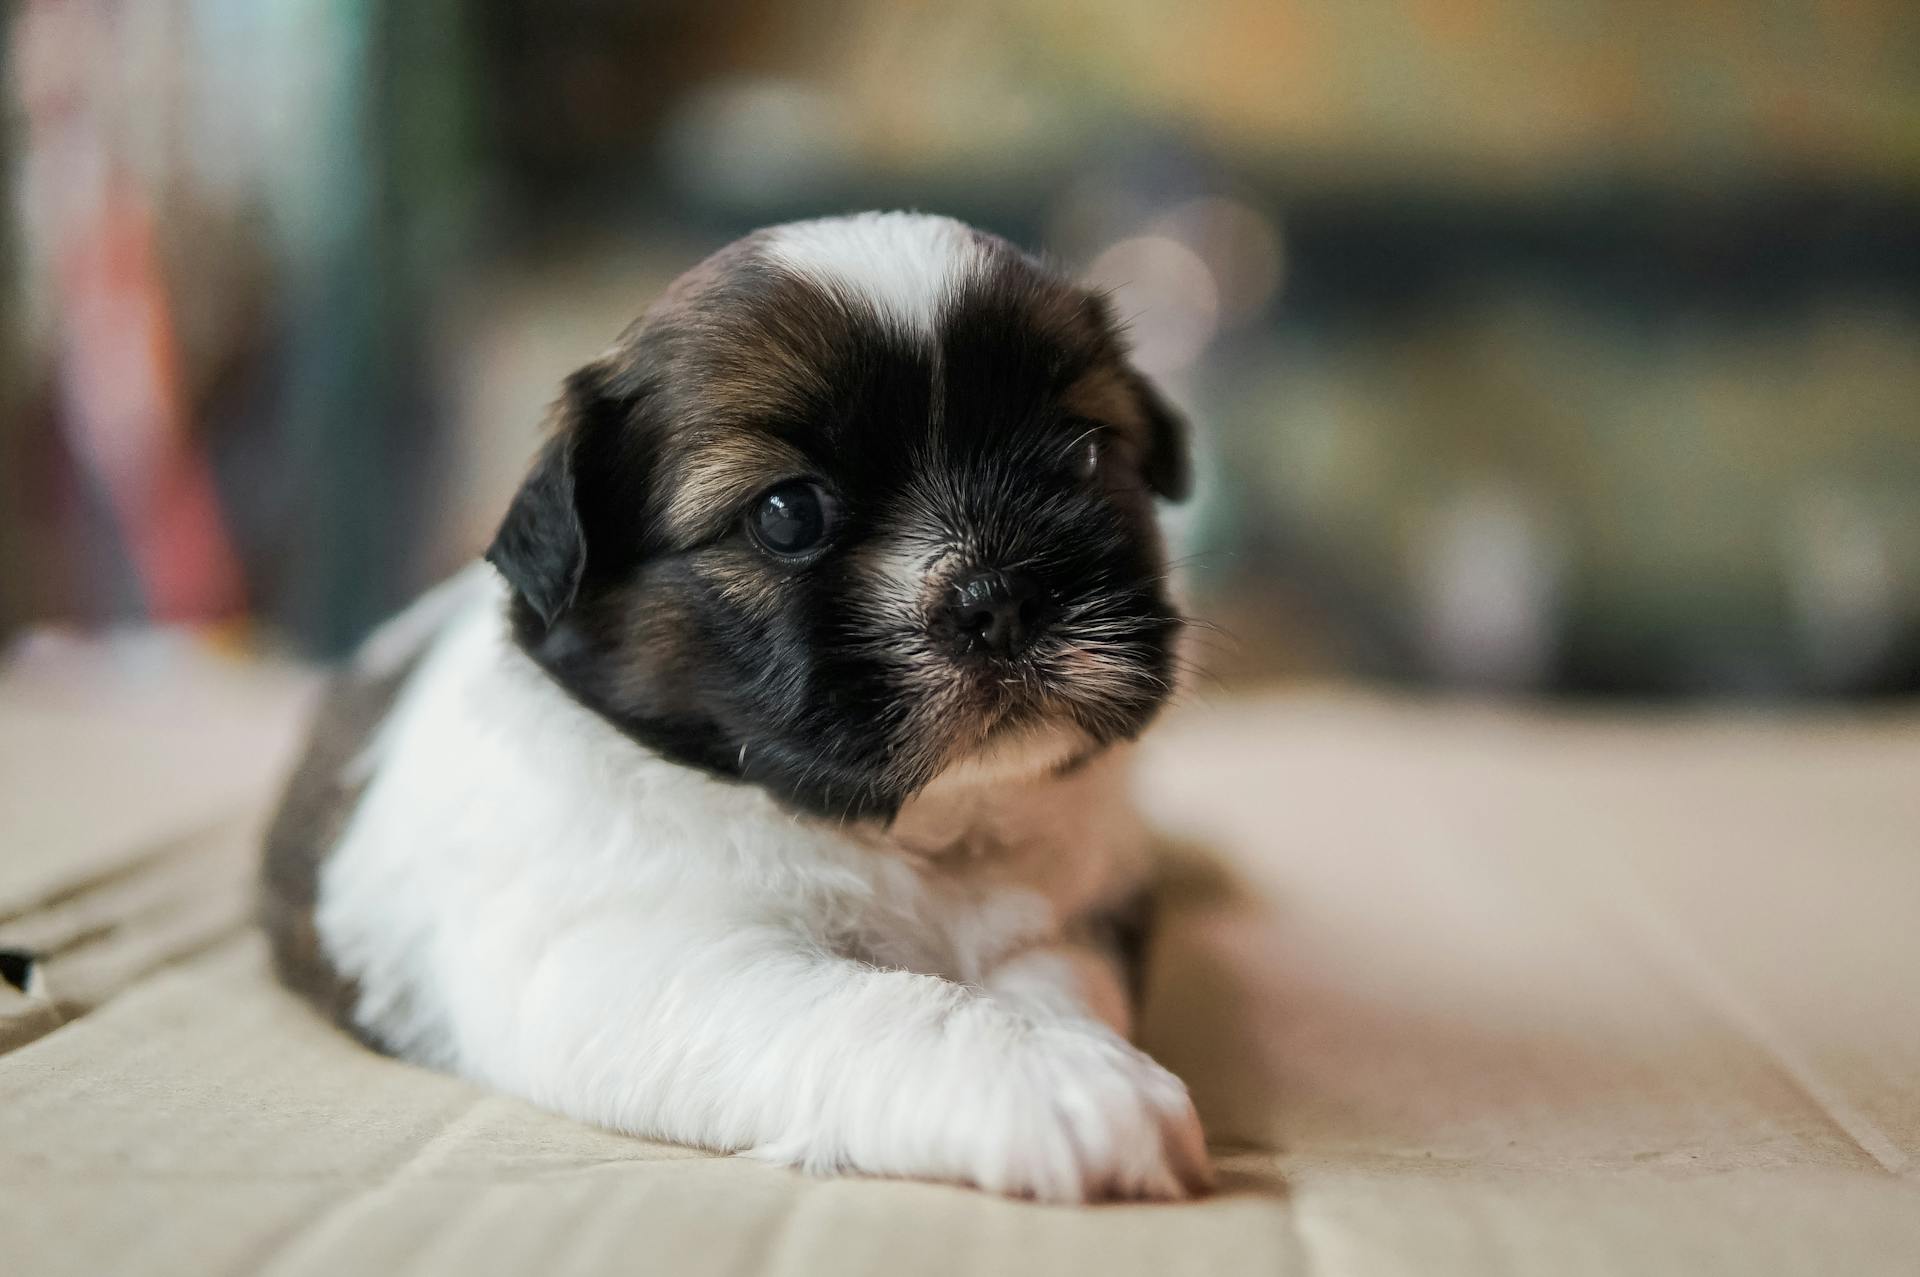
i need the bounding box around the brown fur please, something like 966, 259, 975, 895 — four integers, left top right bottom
258, 653, 424, 1048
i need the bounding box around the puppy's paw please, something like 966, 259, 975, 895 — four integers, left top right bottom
749, 1009, 1210, 1202
962, 1021, 1213, 1203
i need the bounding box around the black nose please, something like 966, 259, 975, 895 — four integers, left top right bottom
947, 571, 1041, 656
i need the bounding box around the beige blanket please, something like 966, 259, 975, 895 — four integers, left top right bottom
4, 634, 1917, 1275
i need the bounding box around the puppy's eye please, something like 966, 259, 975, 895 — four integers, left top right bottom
747, 480, 834, 557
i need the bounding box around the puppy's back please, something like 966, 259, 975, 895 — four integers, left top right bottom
259, 569, 481, 1045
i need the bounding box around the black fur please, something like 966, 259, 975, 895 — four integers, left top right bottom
1127, 369, 1194, 502
486, 432, 583, 632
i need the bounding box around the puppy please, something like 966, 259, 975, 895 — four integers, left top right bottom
261, 212, 1209, 1202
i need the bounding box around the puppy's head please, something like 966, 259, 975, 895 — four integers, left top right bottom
488, 213, 1191, 821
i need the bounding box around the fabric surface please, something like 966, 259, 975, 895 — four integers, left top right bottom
4, 634, 1918, 1276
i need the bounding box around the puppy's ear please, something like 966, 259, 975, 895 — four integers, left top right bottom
488, 430, 584, 631
1125, 369, 1193, 503
487, 365, 636, 631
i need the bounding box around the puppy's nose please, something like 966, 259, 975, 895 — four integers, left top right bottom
947, 571, 1041, 656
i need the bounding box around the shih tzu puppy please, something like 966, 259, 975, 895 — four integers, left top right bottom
261, 212, 1209, 1202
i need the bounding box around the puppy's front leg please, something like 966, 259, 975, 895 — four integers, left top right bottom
493, 920, 1208, 1202
985, 940, 1138, 1037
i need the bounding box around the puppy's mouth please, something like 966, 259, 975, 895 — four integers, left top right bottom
923, 603, 1180, 764
839, 547, 1178, 810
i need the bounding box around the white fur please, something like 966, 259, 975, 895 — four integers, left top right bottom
760, 212, 985, 341
353, 568, 486, 680
314, 565, 1209, 1201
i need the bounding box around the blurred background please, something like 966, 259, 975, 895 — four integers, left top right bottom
4, 0, 1918, 700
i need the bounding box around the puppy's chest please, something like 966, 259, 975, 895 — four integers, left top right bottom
837, 790, 1117, 978
880, 783, 1097, 899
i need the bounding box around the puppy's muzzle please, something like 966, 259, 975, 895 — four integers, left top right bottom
943, 570, 1044, 658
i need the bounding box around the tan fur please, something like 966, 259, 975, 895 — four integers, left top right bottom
663, 430, 811, 540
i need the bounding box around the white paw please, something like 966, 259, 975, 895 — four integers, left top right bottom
756, 1012, 1212, 1203
961, 1020, 1213, 1203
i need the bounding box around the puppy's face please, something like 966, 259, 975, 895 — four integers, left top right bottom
488, 214, 1191, 821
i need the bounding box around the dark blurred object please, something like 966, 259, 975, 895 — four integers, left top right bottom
4, 0, 474, 651
1195, 182, 1920, 699
5, 0, 1917, 696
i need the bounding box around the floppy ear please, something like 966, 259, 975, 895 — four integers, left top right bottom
1125, 369, 1193, 502
486, 366, 635, 632
487, 428, 585, 632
